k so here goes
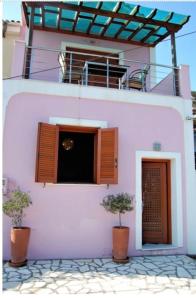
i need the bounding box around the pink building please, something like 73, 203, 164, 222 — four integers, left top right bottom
3, 1, 196, 259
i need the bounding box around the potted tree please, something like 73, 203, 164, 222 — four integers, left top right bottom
3, 188, 32, 267
101, 193, 134, 263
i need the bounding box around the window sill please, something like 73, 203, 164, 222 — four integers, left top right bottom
45, 183, 108, 187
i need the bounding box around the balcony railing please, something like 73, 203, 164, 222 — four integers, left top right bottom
23, 46, 180, 96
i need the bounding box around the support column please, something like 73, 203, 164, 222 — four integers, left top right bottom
24, 6, 34, 79
171, 32, 180, 96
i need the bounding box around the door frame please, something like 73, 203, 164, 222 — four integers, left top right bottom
142, 159, 172, 244
135, 151, 183, 250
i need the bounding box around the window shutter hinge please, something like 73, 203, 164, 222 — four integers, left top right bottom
115, 158, 118, 168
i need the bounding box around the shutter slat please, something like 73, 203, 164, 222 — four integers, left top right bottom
97, 128, 118, 184
35, 123, 59, 183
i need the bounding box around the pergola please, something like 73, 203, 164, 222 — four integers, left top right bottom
22, 1, 190, 93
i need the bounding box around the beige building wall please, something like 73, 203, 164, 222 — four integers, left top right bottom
3, 22, 22, 78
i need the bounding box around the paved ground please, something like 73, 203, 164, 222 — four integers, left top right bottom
3, 255, 196, 295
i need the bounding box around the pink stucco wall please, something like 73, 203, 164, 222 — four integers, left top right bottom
150, 72, 174, 95
11, 40, 25, 78
3, 91, 186, 259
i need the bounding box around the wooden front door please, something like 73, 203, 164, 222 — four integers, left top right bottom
142, 161, 171, 244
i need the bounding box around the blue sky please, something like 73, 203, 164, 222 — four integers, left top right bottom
2, 0, 196, 90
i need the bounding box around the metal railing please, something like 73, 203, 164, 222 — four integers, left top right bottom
23, 46, 180, 96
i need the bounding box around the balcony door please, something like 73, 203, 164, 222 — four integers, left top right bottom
64, 47, 119, 87
142, 160, 171, 244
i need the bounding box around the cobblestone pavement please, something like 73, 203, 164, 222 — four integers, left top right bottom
3, 255, 196, 295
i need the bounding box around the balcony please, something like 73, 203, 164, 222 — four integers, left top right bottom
22, 46, 180, 97
8, 1, 191, 99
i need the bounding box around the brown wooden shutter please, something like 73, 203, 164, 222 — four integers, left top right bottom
35, 123, 59, 183
97, 128, 118, 184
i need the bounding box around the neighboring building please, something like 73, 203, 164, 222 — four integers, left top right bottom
2, 20, 24, 78
3, 2, 196, 259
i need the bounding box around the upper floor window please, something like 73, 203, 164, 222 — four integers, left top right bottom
35, 123, 118, 184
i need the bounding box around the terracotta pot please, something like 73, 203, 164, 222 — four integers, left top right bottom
10, 227, 31, 267
112, 226, 129, 260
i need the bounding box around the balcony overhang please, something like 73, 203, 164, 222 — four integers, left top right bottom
22, 1, 190, 47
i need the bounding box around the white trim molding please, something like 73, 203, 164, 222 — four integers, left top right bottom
3, 79, 190, 126
60, 41, 125, 62
49, 117, 108, 128
135, 151, 183, 250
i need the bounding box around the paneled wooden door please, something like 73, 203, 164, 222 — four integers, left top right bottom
142, 160, 171, 244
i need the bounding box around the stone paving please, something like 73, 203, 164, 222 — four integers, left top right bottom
3, 255, 196, 295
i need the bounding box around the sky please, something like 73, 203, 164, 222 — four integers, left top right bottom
2, 0, 196, 90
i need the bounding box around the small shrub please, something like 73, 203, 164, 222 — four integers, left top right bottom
101, 193, 134, 227
3, 188, 32, 227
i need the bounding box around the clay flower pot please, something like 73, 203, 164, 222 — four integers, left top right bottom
112, 226, 129, 261
10, 227, 31, 267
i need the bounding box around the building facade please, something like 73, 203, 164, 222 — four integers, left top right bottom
3, 1, 196, 259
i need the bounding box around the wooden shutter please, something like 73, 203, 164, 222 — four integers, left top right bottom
35, 123, 59, 183
142, 162, 168, 244
97, 128, 118, 184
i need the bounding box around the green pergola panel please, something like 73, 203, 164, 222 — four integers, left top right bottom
82, 2, 100, 9
94, 15, 110, 25
24, 1, 190, 47
61, 9, 76, 19
155, 27, 168, 36
45, 6, 59, 12
132, 29, 151, 41
118, 30, 133, 40
136, 6, 154, 18
60, 20, 73, 31
113, 18, 128, 24
169, 13, 188, 24
34, 16, 41, 26
126, 21, 142, 31
75, 18, 92, 33
105, 23, 122, 37
152, 10, 171, 22
145, 35, 160, 44
45, 13, 58, 28
118, 3, 137, 15
79, 12, 95, 18
90, 25, 104, 35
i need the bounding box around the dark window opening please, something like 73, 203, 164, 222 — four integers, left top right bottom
57, 131, 94, 183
